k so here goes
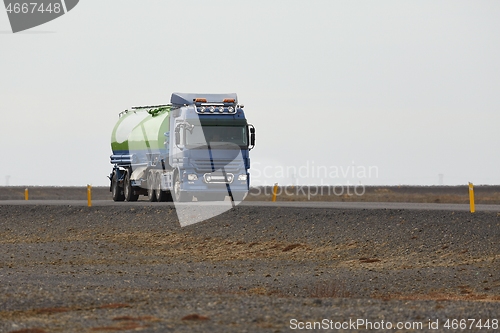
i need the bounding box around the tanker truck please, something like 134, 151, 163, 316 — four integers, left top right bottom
109, 92, 255, 202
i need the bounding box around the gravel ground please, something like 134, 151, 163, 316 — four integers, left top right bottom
0, 205, 499, 332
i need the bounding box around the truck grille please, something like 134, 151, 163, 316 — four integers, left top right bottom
193, 159, 242, 172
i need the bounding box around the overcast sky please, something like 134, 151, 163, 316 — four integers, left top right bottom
1, 1, 499, 187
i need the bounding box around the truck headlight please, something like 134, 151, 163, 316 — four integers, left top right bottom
188, 174, 198, 181
238, 174, 248, 181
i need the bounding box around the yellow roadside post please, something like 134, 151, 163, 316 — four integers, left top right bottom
24, 188, 28, 200
468, 182, 475, 213
272, 183, 278, 202
87, 184, 92, 207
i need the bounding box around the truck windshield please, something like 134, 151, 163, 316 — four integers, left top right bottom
186, 126, 247, 148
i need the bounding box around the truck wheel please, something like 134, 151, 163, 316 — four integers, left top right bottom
111, 172, 125, 202
173, 171, 192, 202
155, 174, 168, 202
147, 172, 157, 202
124, 171, 139, 202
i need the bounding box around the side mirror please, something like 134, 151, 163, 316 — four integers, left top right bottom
248, 125, 255, 150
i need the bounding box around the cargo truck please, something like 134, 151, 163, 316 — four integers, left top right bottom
109, 93, 255, 202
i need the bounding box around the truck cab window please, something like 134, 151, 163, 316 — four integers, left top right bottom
186, 126, 247, 148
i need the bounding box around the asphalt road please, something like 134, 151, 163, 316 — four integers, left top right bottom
1, 199, 500, 212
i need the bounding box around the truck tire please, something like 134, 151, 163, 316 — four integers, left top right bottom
124, 171, 139, 202
111, 172, 125, 202
173, 171, 192, 202
147, 172, 157, 202
155, 173, 169, 202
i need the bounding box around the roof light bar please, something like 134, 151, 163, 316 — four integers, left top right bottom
223, 98, 235, 103
194, 98, 207, 103
196, 105, 238, 114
